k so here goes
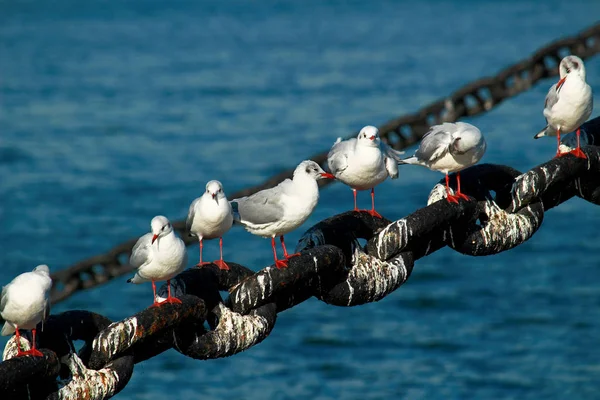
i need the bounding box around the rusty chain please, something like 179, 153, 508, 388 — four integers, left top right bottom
1, 22, 600, 399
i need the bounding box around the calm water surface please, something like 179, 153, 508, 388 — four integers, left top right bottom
1, 0, 600, 399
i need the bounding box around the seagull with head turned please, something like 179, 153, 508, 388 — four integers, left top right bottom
186, 180, 234, 271
327, 125, 403, 218
398, 122, 486, 203
534, 55, 593, 159
127, 215, 187, 307
230, 160, 334, 269
1, 264, 52, 357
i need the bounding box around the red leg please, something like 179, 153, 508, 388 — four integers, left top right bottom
455, 172, 471, 201
569, 127, 587, 159
366, 188, 382, 218
196, 239, 211, 267
163, 280, 182, 305
352, 189, 358, 211
149, 281, 161, 308
14, 327, 25, 356
445, 173, 459, 203
213, 237, 230, 270
22, 329, 43, 357
554, 128, 563, 158
272, 237, 288, 269
281, 235, 300, 260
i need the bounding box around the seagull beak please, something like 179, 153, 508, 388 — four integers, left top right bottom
557, 76, 566, 89
320, 172, 335, 179
369, 136, 375, 141
212, 193, 216, 199
151, 234, 158, 244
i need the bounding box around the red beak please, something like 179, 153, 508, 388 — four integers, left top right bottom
557, 76, 566, 90
151, 234, 158, 244
369, 136, 375, 141
321, 172, 335, 179
211, 193, 216, 199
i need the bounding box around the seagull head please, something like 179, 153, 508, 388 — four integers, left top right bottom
33, 264, 50, 275
558, 55, 586, 87
150, 215, 173, 244
357, 125, 381, 147
205, 180, 226, 204
451, 123, 485, 155
295, 160, 335, 180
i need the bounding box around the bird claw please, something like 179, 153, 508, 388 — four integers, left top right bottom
194, 262, 212, 268
456, 192, 472, 201
213, 260, 230, 271
365, 209, 383, 218
445, 194, 460, 204
569, 148, 587, 159
274, 259, 289, 269
150, 296, 182, 308
21, 348, 44, 357
284, 252, 301, 260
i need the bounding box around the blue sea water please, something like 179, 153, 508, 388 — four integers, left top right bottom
2, 0, 600, 398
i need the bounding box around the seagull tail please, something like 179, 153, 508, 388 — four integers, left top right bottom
127, 273, 147, 284
1, 322, 16, 336
534, 126, 550, 139
230, 201, 242, 225
398, 156, 419, 165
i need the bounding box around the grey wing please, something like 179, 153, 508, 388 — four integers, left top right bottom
42, 298, 51, 331
129, 233, 152, 268
415, 126, 453, 163
327, 138, 355, 175
0, 285, 8, 313
233, 186, 286, 225
544, 83, 559, 117
381, 142, 403, 178
186, 197, 200, 233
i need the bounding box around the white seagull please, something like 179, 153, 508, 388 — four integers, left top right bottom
230, 160, 334, 269
327, 125, 403, 218
186, 180, 234, 271
1, 264, 52, 357
534, 55, 593, 159
128, 215, 188, 307
399, 122, 487, 203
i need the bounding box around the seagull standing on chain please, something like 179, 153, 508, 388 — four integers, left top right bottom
128, 215, 187, 307
1, 265, 52, 357
186, 180, 233, 271
534, 55, 593, 159
327, 125, 402, 218
398, 122, 486, 203
230, 160, 334, 269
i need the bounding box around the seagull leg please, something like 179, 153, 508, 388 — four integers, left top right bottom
272, 237, 288, 269
454, 172, 471, 201
445, 173, 460, 204
149, 281, 162, 308
366, 188, 382, 218
162, 280, 182, 305
280, 235, 300, 260
568, 127, 587, 159
554, 128, 563, 158
14, 326, 26, 356
352, 189, 359, 211
196, 238, 211, 268
213, 237, 230, 270
22, 329, 43, 357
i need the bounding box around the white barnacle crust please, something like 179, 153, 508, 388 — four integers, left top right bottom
343, 246, 410, 306
232, 267, 274, 313
2, 335, 31, 361
373, 218, 409, 261
511, 165, 561, 211
92, 317, 139, 360
57, 353, 119, 400
427, 183, 450, 206
209, 303, 274, 356
477, 200, 542, 253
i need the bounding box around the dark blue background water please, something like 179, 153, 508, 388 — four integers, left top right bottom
2, 1, 600, 398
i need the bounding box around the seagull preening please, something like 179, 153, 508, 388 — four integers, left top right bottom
327, 125, 403, 218
186, 180, 233, 270
231, 160, 334, 269
399, 122, 487, 203
1, 265, 52, 357
534, 55, 593, 159
128, 215, 187, 307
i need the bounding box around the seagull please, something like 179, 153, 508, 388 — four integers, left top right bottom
186, 180, 234, 271
327, 125, 403, 218
1, 265, 52, 357
230, 160, 334, 269
398, 122, 487, 203
534, 55, 593, 159
127, 215, 187, 307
